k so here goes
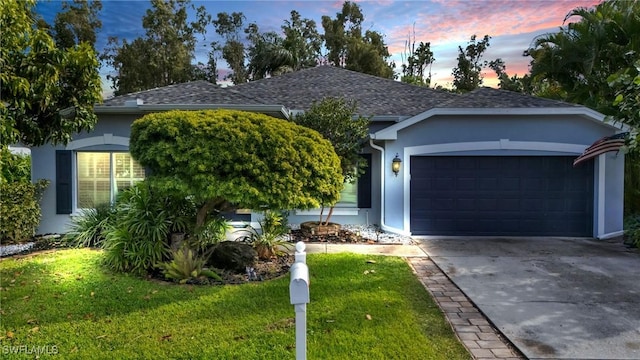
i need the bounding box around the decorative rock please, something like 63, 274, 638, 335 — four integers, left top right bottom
208, 241, 257, 272
300, 221, 341, 236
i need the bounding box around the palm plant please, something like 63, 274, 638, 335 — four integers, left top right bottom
102, 182, 171, 274
63, 203, 113, 248
239, 210, 291, 260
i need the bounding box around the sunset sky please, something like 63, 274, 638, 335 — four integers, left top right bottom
36, 0, 601, 96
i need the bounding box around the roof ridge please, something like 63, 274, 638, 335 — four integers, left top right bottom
106, 80, 220, 99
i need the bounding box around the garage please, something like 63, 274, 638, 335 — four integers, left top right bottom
410, 156, 594, 236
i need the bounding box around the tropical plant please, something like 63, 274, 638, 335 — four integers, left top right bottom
102, 182, 171, 274
63, 203, 113, 248
527, 0, 640, 115
157, 245, 221, 284
129, 109, 343, 230
190, 216, 231, 251
239, 210, 292, 260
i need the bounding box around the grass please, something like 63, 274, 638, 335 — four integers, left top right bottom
0, 249, 470, 359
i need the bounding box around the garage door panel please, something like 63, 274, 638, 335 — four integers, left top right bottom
410, 156, 594, 236
499, 178, 520, 190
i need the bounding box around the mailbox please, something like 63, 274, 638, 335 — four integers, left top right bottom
289, 262, 309, 305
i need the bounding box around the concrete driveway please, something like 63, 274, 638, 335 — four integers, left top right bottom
416, 237, 640, 360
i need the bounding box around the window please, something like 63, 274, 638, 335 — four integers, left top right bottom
337, 180, 358, 207
76, 152, 145, 208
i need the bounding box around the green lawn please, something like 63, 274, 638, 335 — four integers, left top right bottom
0, 249, 470, 359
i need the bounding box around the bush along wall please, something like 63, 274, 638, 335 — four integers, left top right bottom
0, 180, 48, 244
0, 146, 49, 244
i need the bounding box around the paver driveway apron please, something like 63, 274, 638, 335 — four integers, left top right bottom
416, 237, 640, 360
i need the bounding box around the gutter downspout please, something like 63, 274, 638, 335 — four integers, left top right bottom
369, 139, 387, 230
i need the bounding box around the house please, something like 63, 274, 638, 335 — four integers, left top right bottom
31, 66, 625, 239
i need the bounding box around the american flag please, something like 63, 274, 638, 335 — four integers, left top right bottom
573, 132, 628, 166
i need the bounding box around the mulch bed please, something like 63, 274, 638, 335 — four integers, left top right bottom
289, 229, 375, 244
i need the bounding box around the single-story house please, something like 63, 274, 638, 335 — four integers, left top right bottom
31, 66, 625, 239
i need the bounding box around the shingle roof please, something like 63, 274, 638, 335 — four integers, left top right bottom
440, 87, 581, 108
102, 80, 262, 106
229, 66, 458, 117
101, 69, 583, 116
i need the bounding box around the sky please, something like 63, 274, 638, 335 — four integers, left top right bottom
35, 0, 601, 97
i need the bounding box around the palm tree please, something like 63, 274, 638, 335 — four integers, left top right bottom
527, 0, 639, 113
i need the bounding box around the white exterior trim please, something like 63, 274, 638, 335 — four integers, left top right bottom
65, 134, 130, 150
295, 208, 359, 216
402, 140, 593, 236
597, 154, 606, 238
597, 230, 624, 240
373, 107, 623, 140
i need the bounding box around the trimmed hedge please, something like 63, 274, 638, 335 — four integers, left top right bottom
0, 180, 48, 244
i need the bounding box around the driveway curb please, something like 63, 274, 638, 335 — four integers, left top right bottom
407, 257, 525, 360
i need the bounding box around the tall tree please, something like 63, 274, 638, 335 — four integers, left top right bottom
51, 0, 102, 49
213, 11, 247, 84
488, 58, 532, 93
292, 97, 370, 224
281, 10, 322, 70
245, 11, 323, 80
101, 0, 211, 95
401, 31, 435, 86
452, 34, 492, 92
245, 23, 291, 80
321, 1, 394, 78
1, 0, 102, 146
527, 0, 640, 115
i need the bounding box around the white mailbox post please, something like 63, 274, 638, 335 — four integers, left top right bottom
290, 241, 309, 360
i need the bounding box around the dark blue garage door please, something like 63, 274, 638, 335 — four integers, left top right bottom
410, 156, 594, 236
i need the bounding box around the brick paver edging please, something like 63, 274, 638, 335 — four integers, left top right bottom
406, 257, 525, 360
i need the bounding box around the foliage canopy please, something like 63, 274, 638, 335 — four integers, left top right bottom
101, 0, 211, 95
130, 109, 343, 224
1, 0, 102, 146
527, 0, 640, 119
293, 97, 370, 184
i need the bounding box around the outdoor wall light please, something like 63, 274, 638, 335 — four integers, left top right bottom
392, 153, 402, 177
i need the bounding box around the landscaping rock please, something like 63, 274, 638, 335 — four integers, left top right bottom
300, 221, 341, 236
208, 241, 257, 272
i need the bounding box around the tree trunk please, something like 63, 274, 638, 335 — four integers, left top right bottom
196, 198, 234, 229
323, 206, 335, 226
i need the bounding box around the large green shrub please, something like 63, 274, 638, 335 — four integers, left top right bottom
102, 182, 173, 274
0, 180, 48, 243
1, 146, 30, 183
129, 109, 343, 228
0, 146, 48, 244
66, 180, 229, 275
